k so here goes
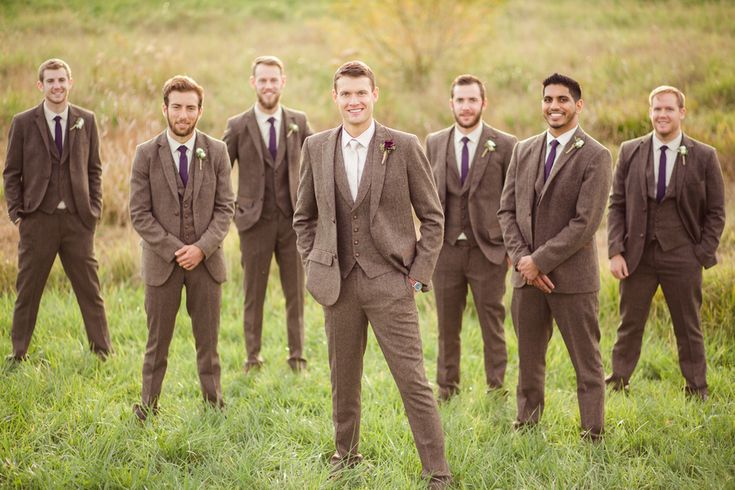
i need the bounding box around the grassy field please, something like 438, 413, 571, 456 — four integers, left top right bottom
1, 0, 735, 488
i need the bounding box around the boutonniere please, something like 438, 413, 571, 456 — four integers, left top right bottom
71, 118, 84, 131
565, 137, 585, 154
287, 122, 299, 138
678, 145, 688, 166
481, 139, 497, 157
380, 140, 395, 165
195, 148, 206, 170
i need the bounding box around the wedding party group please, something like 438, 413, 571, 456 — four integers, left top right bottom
3, 56, 725, 487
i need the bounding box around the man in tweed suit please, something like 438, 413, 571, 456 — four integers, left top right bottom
498, 73, 612, 439
129, 75, 234, 420
606, 86, 725, 400
223, 56, 312, 373
426, 74, 517, 401
3, 58, 111, 361
293, 61, 451, 485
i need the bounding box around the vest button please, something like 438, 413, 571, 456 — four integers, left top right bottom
354, 227, 358, 232
355, 252, 360, 257
353, 215, 357, 220
354, 240, 358, 245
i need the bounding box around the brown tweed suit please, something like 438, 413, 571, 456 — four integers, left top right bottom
426, 123, 517, 397
3, 102, 110, 358
129, 130, 234, 408
224, 106, 312, 370
498, 127, 612, 435
607, 133, 725, 394
293, 122, 450, 478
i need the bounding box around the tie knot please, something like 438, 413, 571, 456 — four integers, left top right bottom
550, 139, 560, 149
660, 145, 668, 152
349, 139, 361, 151
54, 115, 62, 122
267, 117, 276, 126
178, 145, 187, 155
461, 136, 469, 145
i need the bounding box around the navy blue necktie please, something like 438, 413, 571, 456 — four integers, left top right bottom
268, 117, 277, 161
544, 139, 560, 182
54, 115, 63, 156
656, 146, 668, 203
460, 136, 469, 185
178, 145, 189, 187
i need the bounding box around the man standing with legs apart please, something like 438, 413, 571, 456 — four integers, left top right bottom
498, 73, 611, 439
606, 86, 725, 400
129, 76, 234, 421
3, 58, 111, 361
293, 61, 451, 487
426, 74, 517, 401
224, 56, 312, 373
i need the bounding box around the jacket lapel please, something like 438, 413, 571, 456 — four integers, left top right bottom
369, 122, 390, 222
321, 127, 340, 220
333, 131, 354, 206
63, 105, 80, 165
528, 133, 545, 208
674, 133, 693, 201
33, 102, 56, 160
192, 130, 208, 202
156, 132, 180, 200
540, 126, 585, 197
245, 108, 265, 165
434, 128, 451, 206
469, 123, 493, 196
352, 136, 374, 209
274, 108, 288, 167
636, 134, 652, 201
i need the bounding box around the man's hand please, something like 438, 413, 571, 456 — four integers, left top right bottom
610, 254, 629, 280
517, 255, 540, 282
175, 245, 204, 270
530, 274, 555, 294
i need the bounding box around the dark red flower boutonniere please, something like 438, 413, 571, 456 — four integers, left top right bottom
380, 140, 395, 165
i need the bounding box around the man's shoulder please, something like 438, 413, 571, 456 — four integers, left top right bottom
379, 125, 420, 147
282, 105, 308, 121
70, 103, 96, 119
196, 131, 227, 153
135, 132, 166, 155
305, 127, 337, 145
12, 103, 41, 123
485, 124, 518, 146
684, 134, 717, 156
426, 126, 452, 144
225, 107, 254, 128
516, 131, 545, 151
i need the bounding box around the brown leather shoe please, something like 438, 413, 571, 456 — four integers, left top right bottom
438, 386, 459, 402
428, 475, 453, 489
132, 403, 158, 422
605, 374, 629, 392
288, 359, 307, 372
684, 386, 708, 402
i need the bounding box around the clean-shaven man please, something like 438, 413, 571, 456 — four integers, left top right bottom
426, 74, 517, 401
293, 61, 451, 487
129, 75, 234, 420
606, 86, 725, 400
498, 73, 612, 439
3, 58, 111, 361
224, 56, 312, 372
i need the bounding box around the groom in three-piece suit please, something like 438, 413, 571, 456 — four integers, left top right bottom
498, 73, 612, 439
3, 58, 111, 361
223, 56, 312, 372
129, 75, 234, 420
293, 61, 451, 485
426, 74, 517, 400
606, 86, 725, 400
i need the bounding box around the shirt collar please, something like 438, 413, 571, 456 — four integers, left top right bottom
254, 103, 282, 126
546, 125, 578, 147
43, 101, 68, 123
342, 119, 376, 149
166, 129, 196, 153
453, 123, 483, 146
652, 131, 682, 153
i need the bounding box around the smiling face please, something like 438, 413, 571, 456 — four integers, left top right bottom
37, 67, 73, 111
649, 92, 685, 143
163, 90, 202, 142
450, 82, 486, 133
251, 63, 285, 113
542, 83, 583, 137
332, 75, 378, 137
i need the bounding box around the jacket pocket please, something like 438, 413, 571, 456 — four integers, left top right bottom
307, 248, 334, 266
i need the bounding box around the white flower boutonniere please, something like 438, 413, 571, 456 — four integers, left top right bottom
678, 145, 688, 166
380, 140, 395, 165
71, 118, 84, 131
287, 122, 299, 138
195, 148, 206, 170
481, 139, 497, 157
565, 137, 585, 154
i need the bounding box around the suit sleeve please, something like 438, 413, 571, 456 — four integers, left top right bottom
3, 115, 23, 223
498, 143, 532, 266
531, 147, 612, 274
193, 142, 235, 257
293, 137, 318, 264
694, 148, 726, 268
302, 114, 314, 140
407, 135, 444, 286
222, 118, 238, 166
607, 144, 629, 258
129, 145, 185, 261
87, 113, 103, 219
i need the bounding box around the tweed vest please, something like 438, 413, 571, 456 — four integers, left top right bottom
176, 169, 197, 245
258, 128, 292, 220
39, 125, 76, 214
645, 155, 690, 250
443, 138, 477, 246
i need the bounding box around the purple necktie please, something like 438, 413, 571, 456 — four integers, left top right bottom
54, 115, 63, 156
267, 117, 277, 161
544, 139, 560, 182
460, 136, 469, 185
656, 146, 668, 203
178, 145, 189, 187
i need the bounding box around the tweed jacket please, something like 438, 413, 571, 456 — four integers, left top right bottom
3, 102, 102, 228
129, 130, 235, 286
223, 106, 312, 231
607, 132, 725, 272
293, 122, 444, 306
498, 127, 612, 294
426, 122, 517, 264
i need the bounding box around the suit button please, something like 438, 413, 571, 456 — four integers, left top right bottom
354, 240, 359, 245
354, 252, 360, 257
354, 227, 358, 232
639, 233, 644, 238
331, 218, 336, 223
174, 210, 179, 216
353, 215, 357, 220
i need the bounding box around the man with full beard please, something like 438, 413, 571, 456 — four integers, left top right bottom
224, 56, 312, 373
425, 74, 517, 401
129, 75, 234, 420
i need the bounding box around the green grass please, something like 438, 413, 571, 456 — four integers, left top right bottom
1, 232, 734, 488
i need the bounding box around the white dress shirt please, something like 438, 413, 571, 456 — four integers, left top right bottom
545, 125, 578, 167
254, 103, 282, 149
652, 131, 682, 188
453, 123, 483, 175
341, 120, 376, 200
166, 130, 196, 173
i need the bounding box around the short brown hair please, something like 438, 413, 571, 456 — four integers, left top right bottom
333, 61, 375, 90
649, 85, 686, 108
251, 55, 285, 76
162, 75, 204, 108
450, 74, 486, 101
38, 58, 72, 82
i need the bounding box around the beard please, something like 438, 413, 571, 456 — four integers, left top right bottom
257, 90, 281, 111
454, 111, 482, 129
167, 113, 198, 138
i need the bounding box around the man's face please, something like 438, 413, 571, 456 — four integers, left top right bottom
163, 90, 202, 139
649, 92, 685, 140
251, 63, 285, 111
332, 76, 378, 131
450, 83, 486, 130
37, 68, 73, 106
542, 84, 583, 135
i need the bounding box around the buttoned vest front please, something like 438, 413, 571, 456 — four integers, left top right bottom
443, 138, 477, 246
39, 124, 77, 214
645, 152, 690, 250
258, 125, 292, 220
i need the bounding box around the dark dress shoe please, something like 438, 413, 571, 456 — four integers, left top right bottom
512, 420, 538, 432
581, 428, 604, 442
288, 359, 307, 372
244, 360, 264, 374
5, 354, 27, 363
605, 374, 629, 392
132, 403, 158, 422
438, 386, 459, 402
684, 386, 708, 402
428, 474, 453, 489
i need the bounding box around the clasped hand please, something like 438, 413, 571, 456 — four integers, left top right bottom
518, 255, 555, 294
175, 245, 204, 270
